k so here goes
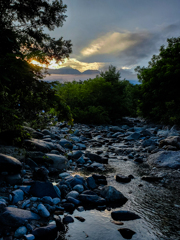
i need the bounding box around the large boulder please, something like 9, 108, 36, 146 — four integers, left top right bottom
147, 151, 180, 169
0, 207, 40, 227
159, 136, 180, 149
24, 139, 55, 152
0, 153, 22, 173
29, 181, 61, 198
100, 186, 127, 204
45, 153, 68, 171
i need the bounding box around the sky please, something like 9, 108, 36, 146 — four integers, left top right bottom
46, 0, 180, 80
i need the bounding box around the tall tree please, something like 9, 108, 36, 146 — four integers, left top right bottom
0, 0, 72, 132
135, 37, 180, 124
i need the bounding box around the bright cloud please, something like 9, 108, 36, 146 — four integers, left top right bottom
81, 31, 151, 57
51, 58, 106, 72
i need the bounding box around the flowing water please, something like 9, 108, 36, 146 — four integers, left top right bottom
57, 143, 180, 240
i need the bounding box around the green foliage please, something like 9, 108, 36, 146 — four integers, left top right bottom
0, 0, 72, 133
55, 67, 139, 124
135, 37, 180, 124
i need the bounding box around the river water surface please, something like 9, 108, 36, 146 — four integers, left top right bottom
57, 143, 180, 240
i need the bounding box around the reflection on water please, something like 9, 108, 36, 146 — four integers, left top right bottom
57, 145, 180, 240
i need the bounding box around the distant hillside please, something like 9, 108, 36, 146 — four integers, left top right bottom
47, 67, 101, 75
48, 67, 81, 75
82, 70, 100, 75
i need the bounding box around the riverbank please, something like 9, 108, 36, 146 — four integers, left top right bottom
0, 118, 180, 240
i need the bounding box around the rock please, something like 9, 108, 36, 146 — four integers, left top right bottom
87, 162, 106, 171
0, 153, 22, 173
100, 186, 127, 204
157, 129, 169, 138
67, 197, 81, 205
110, 126, 122, 132
86, 176, 97, 189
76, 156, 85, 164
142, 139, 156, 148
140, 129, 152, 136
68, 150, 83, 159
111, 210, 140, 221
141, 175, 162, 182
66, 191, 79, 199
14, 226, 27, 238
45, 153, 67, 171
77, 206, 84, 212
42, 129, 51, 135
24, 234, 35, 240
70, 136, 80, 142
37, 204, 50, 217
26, 151, 47, 164
41, 196, 53, 205
11, 189, 24, 204
74, 216, 85, 222
29, 181, 61, 198
159, 136, 180, 149
61, 203, 75, 212
147, 151, 180, 169
79, 194, 99, 203
59, 172, 71, 179
0, 207, 40, 227
118, 228, 136, 239
63, 216, 74, 224
59, 139, 73, 149
125, 132, 140, 141
26, 158, 38, 169
24, 139, 55, 152
52, 198, 61, 205
32, 131, 44, 139
73, 184, 84, 193
76, 143, 86, 150
6, 174, 22, 185
116, 174, 131, 183
33, 167, 49, 181
85, 153, 108, 164
32, 224, 57, 240
65, 175, 86, 188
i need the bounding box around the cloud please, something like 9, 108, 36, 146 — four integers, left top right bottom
50, 58, 106, 72
81, 31, 151, 57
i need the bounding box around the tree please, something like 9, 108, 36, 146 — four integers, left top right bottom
100, 65, 121, 84
135, 37, 180, 124
0, 0, 72, 132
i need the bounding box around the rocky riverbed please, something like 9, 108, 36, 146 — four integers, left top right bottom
0, 118, 180, 240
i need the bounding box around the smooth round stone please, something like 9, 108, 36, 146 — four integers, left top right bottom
52, 197, 61, 205
37, 204, 50, 217
14, 226, 27, 238
41, 196, 53, 205
24, 234, 35, 240
67, 197, 81, 205
73, 184, 84, 193
12, 189, 24, 204
30, 197, 38, 202
66, 191, 79, 199
59, 172, 71, 179
22, 199, 31, 208
77, 206, 84, 212
63, 216, 74, 224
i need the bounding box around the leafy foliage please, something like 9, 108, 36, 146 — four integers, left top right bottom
55, 66, 139, 124
135, 37, 180, 124
0, 0, 72, 133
